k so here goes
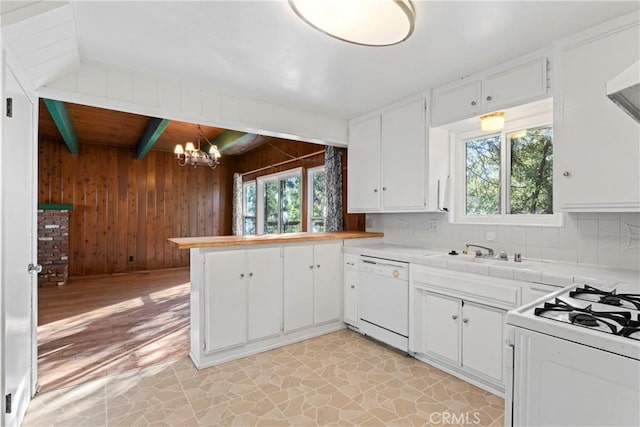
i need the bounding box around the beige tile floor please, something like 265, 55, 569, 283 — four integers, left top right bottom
23, 330, 504, 427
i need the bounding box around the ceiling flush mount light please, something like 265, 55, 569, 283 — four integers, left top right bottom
480, 112, 506, 132
174, 125, 221, 169
288, 0, 416, 46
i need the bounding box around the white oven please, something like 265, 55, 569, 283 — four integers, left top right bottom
505, 282, 640, 426
358, 256, 409, 351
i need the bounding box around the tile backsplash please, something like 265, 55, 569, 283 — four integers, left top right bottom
366, 212, 640, 271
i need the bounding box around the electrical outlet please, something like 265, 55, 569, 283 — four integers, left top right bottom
428, 220, 439, 231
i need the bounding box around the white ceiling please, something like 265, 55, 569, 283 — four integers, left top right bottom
5, 1, 640, 120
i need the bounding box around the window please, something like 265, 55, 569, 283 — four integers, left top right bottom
256, 169, 302, 234
455, 116, 559, 226
308, 166, 326, 232
243, 181, 256, 235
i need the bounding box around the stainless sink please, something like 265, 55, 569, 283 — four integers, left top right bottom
437, 253, 541, 268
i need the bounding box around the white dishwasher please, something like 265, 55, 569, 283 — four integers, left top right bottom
358, 256, 409, 351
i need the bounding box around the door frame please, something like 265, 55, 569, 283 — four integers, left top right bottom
0, 46, 39, 427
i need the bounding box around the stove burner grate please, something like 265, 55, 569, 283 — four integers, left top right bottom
570, 285, 640, 310
534, 298, 633, 335
569, 312, 600, 327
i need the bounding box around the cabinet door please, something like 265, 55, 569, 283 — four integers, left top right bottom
482, 57, 547, 111
313, 243, 342, 325
424, 292, 461, 364
431, 80, 481, 126
555, 24, 640, 211
347, 115, 381, 212
343, 255, 358, 327
247, 247, 282, 341
381, 98, 427, 210
461, 302, 505, 382
204, 251, 247, 352
283, 245, 314, 333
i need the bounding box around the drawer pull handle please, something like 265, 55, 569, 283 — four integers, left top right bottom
463, 318, 469, 323
452, 315, 458, 320
471, 101, 477, 106
350, 284, 355, 289
309, 265, 314, 269
249, 272, 253, 277
240, 273, 245, 278
486, 96, 492, 101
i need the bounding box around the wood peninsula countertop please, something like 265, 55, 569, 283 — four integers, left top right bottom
167, 231, 384, 249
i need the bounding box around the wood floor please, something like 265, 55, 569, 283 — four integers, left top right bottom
37, 268, 190, 392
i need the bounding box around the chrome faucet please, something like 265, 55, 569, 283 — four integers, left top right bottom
464, 243, 495, 258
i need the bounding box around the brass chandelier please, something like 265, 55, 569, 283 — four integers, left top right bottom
174, 125, 221, 169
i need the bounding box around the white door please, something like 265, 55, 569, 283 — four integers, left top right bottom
283, 245, 314, 333
461, 302, 505, 383
247, 247, 282, 341
343, 255, 358, 327
381, 98, 427, 210
424, 292, 460, 364
347, 115, 381, 212
2, 64, 37, 426
431, 80, 481, 126
312, 243, 342, 325
204, 251, 247, 352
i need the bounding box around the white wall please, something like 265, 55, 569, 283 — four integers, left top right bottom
367, 212, 640, 271
38, 60, 349, 146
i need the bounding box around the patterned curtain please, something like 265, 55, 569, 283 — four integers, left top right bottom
324, 146, 343, 232
232, 173, 243, 236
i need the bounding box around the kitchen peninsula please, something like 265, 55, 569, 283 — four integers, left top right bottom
168, 231, 383, 368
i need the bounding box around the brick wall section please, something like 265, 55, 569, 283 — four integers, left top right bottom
38, 209, 70, 286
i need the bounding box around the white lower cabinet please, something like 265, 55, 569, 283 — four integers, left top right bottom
343, 254, 359, 327
283, 242, 342, 333
460, 302, 505, 383
421, 291, 505, 384
411, 265, 520, 394
423, 292, 460, 364
204, 247, 282, 353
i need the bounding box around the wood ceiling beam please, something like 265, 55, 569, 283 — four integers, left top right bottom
136, 117, 170, 160
213, 130, 257, 152
43, 98, 79, 154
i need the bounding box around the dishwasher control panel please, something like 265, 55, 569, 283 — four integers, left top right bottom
358, 256, 409, 280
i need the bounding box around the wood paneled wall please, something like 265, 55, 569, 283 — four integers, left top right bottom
38, 138, 233, 276
236, 138, 365, 232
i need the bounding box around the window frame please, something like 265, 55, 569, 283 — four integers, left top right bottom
453, 113, 562, 226
307, 166, 326, 233
256, 167, 303, 235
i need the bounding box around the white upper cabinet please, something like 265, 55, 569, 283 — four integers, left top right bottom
554, 16, 640, 212
431, 80, 481, 126
482, 57, 548, 111
348, 97, 441, 213
347, 115, 381, 211
381, 98, 427, 210
431, 54, 549, 127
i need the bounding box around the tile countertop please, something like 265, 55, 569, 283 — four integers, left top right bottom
343, 243, 640, 288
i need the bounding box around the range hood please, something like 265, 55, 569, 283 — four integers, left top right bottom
606, 60, 640, 123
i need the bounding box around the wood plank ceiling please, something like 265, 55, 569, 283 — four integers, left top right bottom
38, 99, 267, 156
